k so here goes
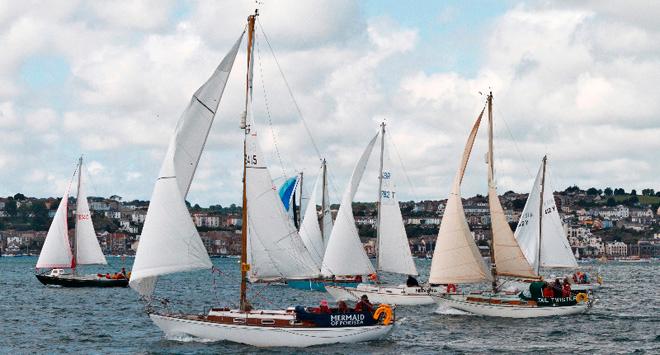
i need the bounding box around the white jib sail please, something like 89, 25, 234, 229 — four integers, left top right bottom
36, 191, 73, 269
514, 159, 578, 271
429, 110, 492, 284
298, 167, 326, 269
245, 123, 320, 281
130, 33, 243, 297
377, 134, 417, 276
321, 133, 379, 277
321, 166, 333, 249
75, 164, 107, 265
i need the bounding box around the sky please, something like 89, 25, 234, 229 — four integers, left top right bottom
0, 0, 658, 206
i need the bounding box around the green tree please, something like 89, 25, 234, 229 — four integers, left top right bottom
604, 187, 613, 196
586, 187, 599, 196
13, 193, 26, 200
30, 202, 49, 230
614, 188, 626, 195
5, 200, 17, 217
642, 188, 654, 196
631, 189, 637, 196
606, 197, 616, 207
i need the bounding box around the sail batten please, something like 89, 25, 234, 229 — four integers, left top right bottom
130, 33, 244, 297
429, 109, 492, 285
321, 133, 379, 277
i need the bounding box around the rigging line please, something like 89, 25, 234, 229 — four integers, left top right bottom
388, 131, 418, 198
257, 18, 341, 198
255, 31, 287, 180
494, 106, 534, 180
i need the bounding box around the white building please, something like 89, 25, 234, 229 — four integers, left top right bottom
606, 241, 628, 257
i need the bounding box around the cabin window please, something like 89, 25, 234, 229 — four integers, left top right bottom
260, 319, 275, 325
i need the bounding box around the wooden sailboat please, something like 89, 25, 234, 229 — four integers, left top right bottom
129, 11, 394, 347
433, 93, 591, 318
326, 123, 443, 305
35, 157, 127, 287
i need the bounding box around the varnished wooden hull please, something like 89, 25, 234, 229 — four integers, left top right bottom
36, 274, 128, 287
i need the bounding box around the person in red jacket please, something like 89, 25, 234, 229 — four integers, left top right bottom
542, 282, 554, 298
319, 300, 331, 314
562, 278, 572, 297
354, 295, 374, 313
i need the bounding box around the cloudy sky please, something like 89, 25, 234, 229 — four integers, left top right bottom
1, 0, 658, 206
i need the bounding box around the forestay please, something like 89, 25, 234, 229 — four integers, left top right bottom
36, 191, 73, 269
377, 134, 417, 276
298, 167, 326, 269
429, 110, 492, 284
75, 164, 107, 265
129, 33, 243, 297
514, 160, 577, 270
321, 133, 379, 277
245, 120, 320, 281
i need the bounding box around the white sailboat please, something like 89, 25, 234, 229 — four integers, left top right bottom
35, 157, 125, 287
434, 93, 590, 318
512, 157, 601, 292
129, 11, 394, 347
326, 123, 443, 305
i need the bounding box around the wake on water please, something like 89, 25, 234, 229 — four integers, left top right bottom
434, 304, 471, 315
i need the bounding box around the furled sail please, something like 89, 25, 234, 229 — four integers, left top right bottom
321, 133, 379, 277
245, 121, 320, 281
429, 109, 492, 284
377, 134, 417, 276
36, 192, 73, 269
129, 33, 243, 297
321, 164, 333, 249
74, 163, 107, 265
298, 167, 326, 269
514, 159, 578, 271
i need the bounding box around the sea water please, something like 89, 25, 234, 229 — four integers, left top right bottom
1, 257, 658, 354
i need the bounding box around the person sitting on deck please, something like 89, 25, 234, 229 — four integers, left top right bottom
552, 278, 563, 298
542, 282, 554, 298
319, 300, 331, 314
354, 295, 374, 313
120, 267, 126, 278
406, 275, 420, 287
562, 278, 572, 297
527, 281, 545, 300
337, 300, 349, 313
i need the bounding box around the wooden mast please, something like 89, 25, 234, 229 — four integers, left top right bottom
375, 122, 385, 271
537, 155, 547, 276
240, 9, 257, 312
72, 156, 82, 272
486, 92, 498, 293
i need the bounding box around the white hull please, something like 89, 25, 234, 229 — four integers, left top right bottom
504, 279, 601, 293
326, 284, 442, 306
150, 313, 394, 347
435, 295, 589, 318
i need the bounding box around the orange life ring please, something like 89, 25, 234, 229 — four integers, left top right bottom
575, 292, 589, 303
373, 304, 393, 325
446, 284, 457, 293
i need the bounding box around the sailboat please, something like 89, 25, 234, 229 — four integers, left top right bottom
35, 157, 127, 287
433, 93, 591, 318
326, 123, 443, 305
129, 11, 394, 347
511, 157, 601, 292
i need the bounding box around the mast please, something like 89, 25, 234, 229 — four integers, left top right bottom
486, 92, 497, 292
240, 9, 257, 312
320, 159, 328, 241
537, 155, 547, 276
375, 122, 386, 271
73, 156, 82, 272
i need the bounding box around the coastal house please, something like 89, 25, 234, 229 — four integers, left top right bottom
605, 241, 628, 257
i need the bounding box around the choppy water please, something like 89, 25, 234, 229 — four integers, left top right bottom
1, 256, 658, 354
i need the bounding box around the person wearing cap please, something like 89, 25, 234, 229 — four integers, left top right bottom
319, 299, 331, 314
354, 294, 374, 313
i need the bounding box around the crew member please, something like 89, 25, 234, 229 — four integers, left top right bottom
354, 295, 374, 313
319, 300, 331, 314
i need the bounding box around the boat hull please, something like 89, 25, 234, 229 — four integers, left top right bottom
35, 274, 128, 288
149, 313, 394, 347
435, 294, 589, 318
326, 284, 441, 305
287, 279, 359, 292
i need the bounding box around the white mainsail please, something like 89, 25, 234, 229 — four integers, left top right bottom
298, 167, 326, 269
130, 33, 243, 297
321, 133, 379, 277
245, 121, 320, 281
74, 161, 107, 265
514, 158, 578, 272
376, 133, 417, 276
429, 110, 492, 284
36, 192, 73, 269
